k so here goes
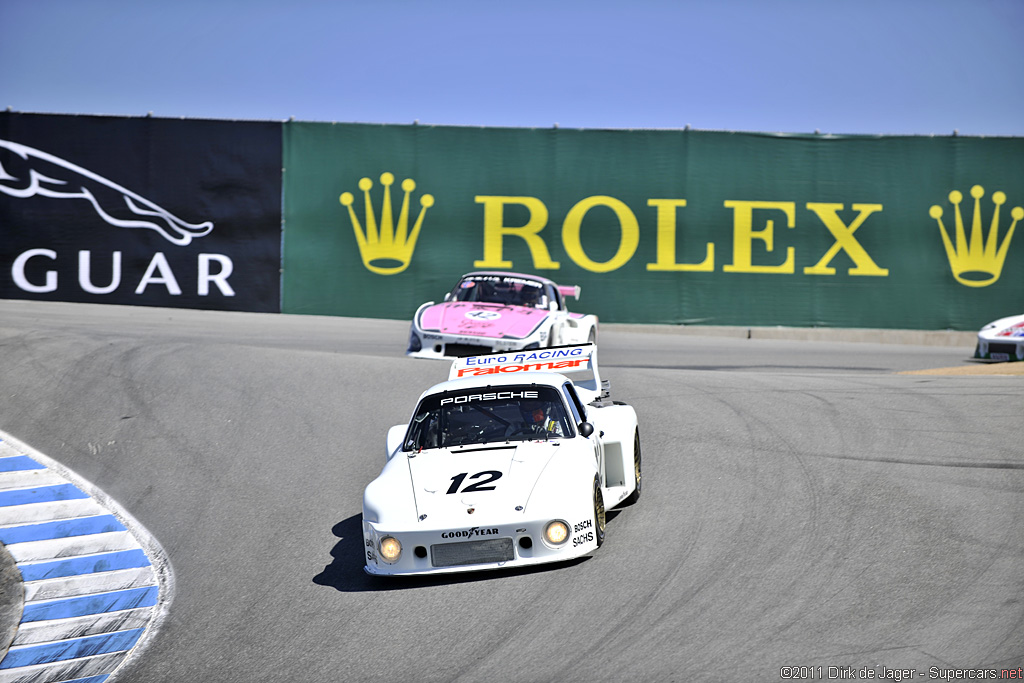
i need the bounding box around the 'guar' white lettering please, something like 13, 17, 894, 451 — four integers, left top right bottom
10, 248, 235, 297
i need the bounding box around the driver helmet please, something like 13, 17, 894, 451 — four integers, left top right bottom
517, 286, 542, 307
519, 400, 559, 434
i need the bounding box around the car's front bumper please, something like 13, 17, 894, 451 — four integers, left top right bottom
362, 514, 597, 576
975, 336, 1024, 361
406, 327, 543, 360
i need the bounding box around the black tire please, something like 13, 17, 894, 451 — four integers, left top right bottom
593, 477, 606, 548
622, 429, 642, 506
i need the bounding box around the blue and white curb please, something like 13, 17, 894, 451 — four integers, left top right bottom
0, 431, 173, 683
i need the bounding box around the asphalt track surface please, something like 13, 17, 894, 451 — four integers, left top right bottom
0, 300, 1021, 682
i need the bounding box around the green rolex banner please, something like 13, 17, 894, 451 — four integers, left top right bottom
281, 122, 1024, 330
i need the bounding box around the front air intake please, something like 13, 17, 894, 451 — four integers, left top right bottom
430, 538, 514, 567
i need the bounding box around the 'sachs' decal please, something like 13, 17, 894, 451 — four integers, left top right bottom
573, 518, 594, 547
573, 531, 594, 547
0, 139, 213, 246
447, 471, 502, 494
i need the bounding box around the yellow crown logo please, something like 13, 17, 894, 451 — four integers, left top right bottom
340, 172, 434, 275
929, 185, 1022, 287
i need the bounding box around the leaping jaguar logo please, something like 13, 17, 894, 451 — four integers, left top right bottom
0, 139, 213, 246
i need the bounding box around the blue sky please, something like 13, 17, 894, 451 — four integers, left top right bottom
2, 0, 1022, 136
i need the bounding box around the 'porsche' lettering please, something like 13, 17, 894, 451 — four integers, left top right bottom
440, 391, 539, 405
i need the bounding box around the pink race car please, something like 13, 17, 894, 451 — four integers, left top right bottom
407, 272, 599, 359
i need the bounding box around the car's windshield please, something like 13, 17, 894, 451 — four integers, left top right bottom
449, 275, 546, 308
404, 385, 573, 450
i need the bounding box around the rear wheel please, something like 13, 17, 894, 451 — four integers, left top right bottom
593, 477, 606, 548
623, 429, 642, 505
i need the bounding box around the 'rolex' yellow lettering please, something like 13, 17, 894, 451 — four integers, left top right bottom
803, 203, 888, 276
473, 196, 559, 269
645, 199, 714, 272
562, 196, 639, 273
470, 194, 890, 278
722, 200, 796, 274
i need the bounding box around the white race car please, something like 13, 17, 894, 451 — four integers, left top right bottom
406, 271, 599, 359
362, 344, 641, 576
974, 314, 1024, 362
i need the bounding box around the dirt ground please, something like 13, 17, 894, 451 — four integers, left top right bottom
900, 362, 1024, 376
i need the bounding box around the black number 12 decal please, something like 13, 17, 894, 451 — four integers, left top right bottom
447, 470, 502, 494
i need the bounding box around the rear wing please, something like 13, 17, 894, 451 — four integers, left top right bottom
448, 344, 609, 402
557, 284, 581, 300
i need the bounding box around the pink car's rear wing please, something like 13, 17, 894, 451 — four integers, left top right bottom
557, 284, 581, 299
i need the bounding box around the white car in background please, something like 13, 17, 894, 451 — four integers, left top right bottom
406, 271, 599, 359
974, 314, 1024, 361
362, 344, 641, 576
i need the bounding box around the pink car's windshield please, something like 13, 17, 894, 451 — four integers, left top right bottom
449, 275, 546, 308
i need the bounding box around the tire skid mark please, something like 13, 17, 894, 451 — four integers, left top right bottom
0, 431, 172, 683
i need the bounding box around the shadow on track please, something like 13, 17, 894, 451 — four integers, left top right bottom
312, 513, 597, 593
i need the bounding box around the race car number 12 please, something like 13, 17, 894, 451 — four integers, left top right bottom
447, 471, 502, 494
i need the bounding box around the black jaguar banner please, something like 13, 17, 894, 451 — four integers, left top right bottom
0, 112, 281, 312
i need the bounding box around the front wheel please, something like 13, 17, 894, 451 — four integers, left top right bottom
622, 429, 642, 506
593, 477, 606, 548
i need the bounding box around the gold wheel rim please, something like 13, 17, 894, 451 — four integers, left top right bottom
634, 440, 642, 489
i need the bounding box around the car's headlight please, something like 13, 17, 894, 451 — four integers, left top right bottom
379, 536, 402, 563
544, 520, 569, 546
407, 327, 422, 353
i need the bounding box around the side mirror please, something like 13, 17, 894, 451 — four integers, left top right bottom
386, 424, 408, 460
443, 293, 451, 301
548, 301, 558, 311
578, 422, 594, 438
